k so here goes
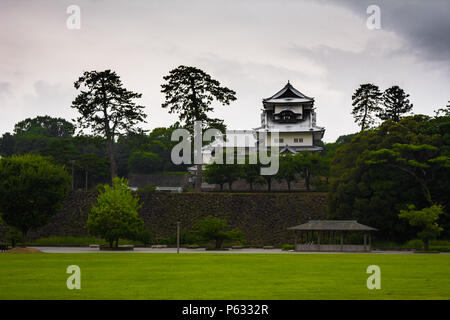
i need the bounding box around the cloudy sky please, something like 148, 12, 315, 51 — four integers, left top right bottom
0, 0, 449, 142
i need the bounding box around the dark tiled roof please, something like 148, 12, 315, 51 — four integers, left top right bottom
263, 82, 314, 103
288, 220, 377, 231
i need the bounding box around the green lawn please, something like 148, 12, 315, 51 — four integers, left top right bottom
0, 253, 449, 299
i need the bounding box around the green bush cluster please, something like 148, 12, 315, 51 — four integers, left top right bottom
281, 244, 295, 251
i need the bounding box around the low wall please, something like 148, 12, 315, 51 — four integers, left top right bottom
20, 191, 328, 246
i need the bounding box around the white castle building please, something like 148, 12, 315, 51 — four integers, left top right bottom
256, 81, 325, 153
200, 82, 325, 165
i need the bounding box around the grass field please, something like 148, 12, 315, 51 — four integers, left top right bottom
0, 253, 449, 299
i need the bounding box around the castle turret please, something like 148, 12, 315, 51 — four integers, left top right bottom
257, 82, 325, 153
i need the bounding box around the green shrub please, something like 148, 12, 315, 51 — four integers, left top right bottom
0, 154, 70, 243
141, 184, 156, 192
403, 239, 424, 250
192, 216, 243, 249
88, 177, 144, 248
133, 229, 152, 246
282, 244, 295, 251
430, 245, 450, 252
94, 183, 107, 193
6, 228, 22, 248
430, 239, 450, 246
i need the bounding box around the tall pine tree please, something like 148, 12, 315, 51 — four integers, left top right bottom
351, 83, 382, 131
161, 65, 236, 191
379, 85, 413, 122
71, 70, 147, 181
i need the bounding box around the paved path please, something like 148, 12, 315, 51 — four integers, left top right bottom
28, 246, 438, 255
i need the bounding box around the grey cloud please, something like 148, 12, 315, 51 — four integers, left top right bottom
318, 0, 450, 62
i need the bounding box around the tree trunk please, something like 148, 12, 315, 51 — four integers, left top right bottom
107, 138, 117, 182
229, 181, 233, 191
249, 181, 253, 191
424, 239, 429, 251
215, 238, 223, 249
288, 181, 291, 192
109, 239, 113, 248
115, 239, 119, 248
361, 105, 368, 132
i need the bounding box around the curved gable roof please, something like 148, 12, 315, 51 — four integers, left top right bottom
263, 81, 314, 104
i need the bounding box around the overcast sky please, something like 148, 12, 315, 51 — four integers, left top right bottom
0, 0, 449, 142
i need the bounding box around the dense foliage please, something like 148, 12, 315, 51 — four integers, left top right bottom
192, 216, 243, 249
328, 115, 450, 241
0, 154, 70, 241
0, 118, 188, 188
161, 65, 236, 132
399, 204, 444, 251
87, 177, 145, 248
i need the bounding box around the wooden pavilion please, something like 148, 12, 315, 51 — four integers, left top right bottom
288, 220, 377, 252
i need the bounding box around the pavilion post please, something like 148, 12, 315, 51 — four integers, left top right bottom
317, 231, 321, 251
364, 232, 367, 251
340, 231, 343, 250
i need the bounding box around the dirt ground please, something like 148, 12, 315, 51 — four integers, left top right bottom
2, 247, 43, 254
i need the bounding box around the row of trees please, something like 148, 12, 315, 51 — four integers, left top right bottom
0, 118, 190, 188
70, 67, 236, 191
1, 66, 237, 192
352, 84, 413, 131
203, 151, 331, 191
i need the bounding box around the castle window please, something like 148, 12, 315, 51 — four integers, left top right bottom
294, 138, 303, 143
274, 138, 284, 143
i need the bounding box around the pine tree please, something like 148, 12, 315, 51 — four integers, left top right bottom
379, 85, 413, 122
161, 66, 236, 191
351, 83, 382, 131
71, 70, 147, 181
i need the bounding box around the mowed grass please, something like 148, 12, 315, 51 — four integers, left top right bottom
0, 253, 449, 299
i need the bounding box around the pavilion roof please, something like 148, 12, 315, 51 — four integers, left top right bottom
263, 81, 314, 104
288, 220, 377, 231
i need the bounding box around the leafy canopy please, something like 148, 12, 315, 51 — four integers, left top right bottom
399, 204, 444, 250
192, 216, 243, 249
88, 177, 145, 247
379, 86, 413, 122
328, 115, 450, 241
0, 154, 70, 239
72, 70, 147, 139
161, 65, 236, 131
14, 115, 75, 138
